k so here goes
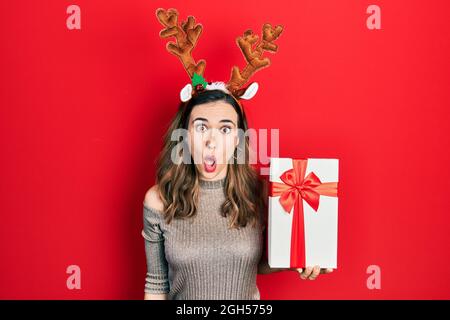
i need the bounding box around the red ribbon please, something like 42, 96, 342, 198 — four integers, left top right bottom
269, 159, 338, 268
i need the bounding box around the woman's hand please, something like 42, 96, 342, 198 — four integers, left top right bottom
289, 265, 333, 280
257, 257, 334, 278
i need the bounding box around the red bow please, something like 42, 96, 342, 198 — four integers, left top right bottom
269, 159, 338, 267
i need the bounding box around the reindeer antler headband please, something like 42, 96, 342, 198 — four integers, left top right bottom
155, 8, 283, 103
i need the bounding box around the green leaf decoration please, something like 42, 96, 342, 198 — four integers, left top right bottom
192, 72, 208, 89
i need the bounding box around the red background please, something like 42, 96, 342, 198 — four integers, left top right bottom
1, 0, 449, 299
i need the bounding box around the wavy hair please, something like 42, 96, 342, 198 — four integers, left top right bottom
155, 89, 266, 230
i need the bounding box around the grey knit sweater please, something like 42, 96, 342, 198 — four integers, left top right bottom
141, 177, 264, 300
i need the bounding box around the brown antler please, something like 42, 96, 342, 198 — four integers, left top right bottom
227, 23, 283, 96
155, 8, 206, 79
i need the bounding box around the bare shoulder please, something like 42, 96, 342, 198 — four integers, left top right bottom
144, 184, 164, 212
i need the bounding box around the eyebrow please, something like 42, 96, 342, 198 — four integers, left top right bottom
192, 117, 236, 126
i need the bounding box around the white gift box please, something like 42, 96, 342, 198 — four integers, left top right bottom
268, 157, 339, 269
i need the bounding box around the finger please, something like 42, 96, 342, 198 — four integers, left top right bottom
300, 266, 313, 279
320, 268, 333, 274
301, 266, 312, 279
308, 265, 321, 280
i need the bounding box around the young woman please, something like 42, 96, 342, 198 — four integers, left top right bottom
142, 89, 332, 300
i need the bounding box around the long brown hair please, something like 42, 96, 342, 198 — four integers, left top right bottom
155, 89, 266, 230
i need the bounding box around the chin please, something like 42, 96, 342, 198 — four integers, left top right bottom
197, 165, 226, 180
199, 171, 219, 180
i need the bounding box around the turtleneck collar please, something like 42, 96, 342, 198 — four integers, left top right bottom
199, 177, 226, 189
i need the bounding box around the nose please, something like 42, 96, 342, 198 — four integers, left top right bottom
205, 137, 216, 150
205, 130, 216, 150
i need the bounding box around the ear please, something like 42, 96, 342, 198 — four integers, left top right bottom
180, 83, 193, 102
239, 82, 259, 100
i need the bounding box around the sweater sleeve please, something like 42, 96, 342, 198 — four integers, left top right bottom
141, 203, 170, 294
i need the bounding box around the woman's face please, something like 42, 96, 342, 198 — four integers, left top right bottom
187, 100, 240, 181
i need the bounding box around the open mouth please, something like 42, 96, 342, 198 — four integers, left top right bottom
203, 155, 217, 173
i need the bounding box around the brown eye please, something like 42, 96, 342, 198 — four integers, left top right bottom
221, 126, 232, 134
195, 123, 207, 133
